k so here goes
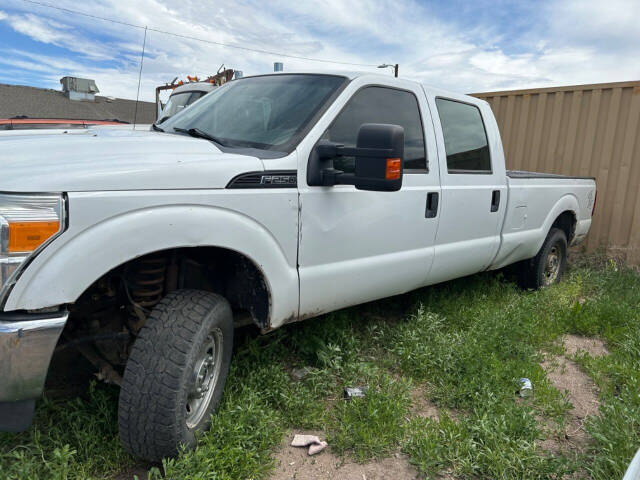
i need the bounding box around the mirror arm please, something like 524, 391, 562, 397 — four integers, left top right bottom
336, 147, 394, 158
321, 168, 356, 186
316, 145, 395, 187
316, 141, 395, 161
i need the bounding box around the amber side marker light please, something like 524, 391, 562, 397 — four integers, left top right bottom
8, 221, 60, 253
385, 158, 402, 180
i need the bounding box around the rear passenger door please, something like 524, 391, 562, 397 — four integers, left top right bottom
425, 94, 508, 284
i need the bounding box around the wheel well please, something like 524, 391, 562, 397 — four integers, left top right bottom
50, 247, 269, 390
71, 246, 270, 330
551, 211, 576, 243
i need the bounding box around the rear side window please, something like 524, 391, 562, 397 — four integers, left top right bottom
323, 86, 427, 173
435, 98, 491, 173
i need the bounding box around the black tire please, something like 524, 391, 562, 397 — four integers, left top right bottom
118, 289, 233, 462
517, 228, 568, 290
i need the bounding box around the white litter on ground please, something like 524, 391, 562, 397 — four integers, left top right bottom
291, 434, 328, 456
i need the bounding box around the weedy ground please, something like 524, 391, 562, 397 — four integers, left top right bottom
1, 253, 639, 479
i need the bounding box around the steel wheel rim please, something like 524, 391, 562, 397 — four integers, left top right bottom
185, 327, 223, 429
543, 244, 561, 285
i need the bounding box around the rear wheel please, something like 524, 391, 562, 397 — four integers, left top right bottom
517, 228, 567, 289
118, 289, 233, 461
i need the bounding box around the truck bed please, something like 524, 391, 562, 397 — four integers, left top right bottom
507, 170, 595, 180
488, 171, 596, 271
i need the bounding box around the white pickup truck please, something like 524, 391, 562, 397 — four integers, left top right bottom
0, 72, 596, 461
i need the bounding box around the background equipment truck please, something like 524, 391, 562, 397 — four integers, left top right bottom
155, 67, 236, 122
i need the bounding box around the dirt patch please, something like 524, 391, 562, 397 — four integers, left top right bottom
410, 386, 440, 419
537, 435, 564, 454
538, 334, 609, 452
410, 386, 458, 421
540, 355, 600, 449
563, 334, 608, 357
112, 464, 155, 480
271, 430, 419, 480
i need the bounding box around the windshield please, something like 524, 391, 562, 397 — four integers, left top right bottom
162, 74, 347, 153
161, 91, 207, 119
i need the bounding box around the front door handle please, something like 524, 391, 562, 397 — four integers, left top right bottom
491, 190, 501, 212
426, 192, 439, 218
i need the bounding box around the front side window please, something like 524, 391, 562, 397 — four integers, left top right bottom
162, 74, 347, 154
435, 98, 491, 173
323, 86, 427, 173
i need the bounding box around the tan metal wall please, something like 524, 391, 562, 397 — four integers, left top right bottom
472, 81, 640, 264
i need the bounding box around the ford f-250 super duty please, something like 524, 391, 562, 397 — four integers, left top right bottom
0, 72, 596, 461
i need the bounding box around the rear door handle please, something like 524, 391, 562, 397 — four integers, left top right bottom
426, 192, 439, 218
491, 190, 501, 212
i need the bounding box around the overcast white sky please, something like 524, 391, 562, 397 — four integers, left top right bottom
0, 0, 638, 101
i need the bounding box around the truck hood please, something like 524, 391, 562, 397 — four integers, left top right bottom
0, 128, 264, 192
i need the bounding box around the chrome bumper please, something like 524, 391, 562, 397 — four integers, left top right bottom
0, 311, 67, 431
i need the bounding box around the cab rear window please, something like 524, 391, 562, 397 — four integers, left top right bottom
436, 98, 491, 174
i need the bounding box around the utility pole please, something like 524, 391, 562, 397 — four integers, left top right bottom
378, 63, 399, 77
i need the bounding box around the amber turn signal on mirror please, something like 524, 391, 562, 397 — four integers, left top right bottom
385, 158, 402, 180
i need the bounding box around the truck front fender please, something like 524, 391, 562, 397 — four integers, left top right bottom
5, 203, 299, 327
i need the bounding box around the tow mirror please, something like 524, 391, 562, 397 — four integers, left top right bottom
307, 123, 404, 192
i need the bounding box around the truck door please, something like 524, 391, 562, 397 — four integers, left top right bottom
297, 77, 441, 317
424, 93, 508, 284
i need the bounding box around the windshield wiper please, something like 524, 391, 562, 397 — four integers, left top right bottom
173, 127, 227, 146
151, 123, 165, 132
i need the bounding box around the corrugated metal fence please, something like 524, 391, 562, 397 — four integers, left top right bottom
472, 81, 640, 264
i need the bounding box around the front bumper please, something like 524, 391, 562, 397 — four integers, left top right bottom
0, 311, 67, 431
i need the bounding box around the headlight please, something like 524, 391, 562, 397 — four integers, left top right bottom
0, 193, 66, 301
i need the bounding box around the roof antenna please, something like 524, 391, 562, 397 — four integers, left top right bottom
133, 26, 148, 128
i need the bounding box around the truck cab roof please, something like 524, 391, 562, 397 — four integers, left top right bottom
170, 82, 218, 95
240, 70, 489, 107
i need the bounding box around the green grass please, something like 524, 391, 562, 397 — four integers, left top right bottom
1, 254, 639, 479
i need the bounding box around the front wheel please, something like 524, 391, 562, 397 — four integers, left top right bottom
118, 290, 234, 461
517, 227, 567, 289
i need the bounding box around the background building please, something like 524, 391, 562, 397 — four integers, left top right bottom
473, 80, 640, 264
0, 76, 156, 124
